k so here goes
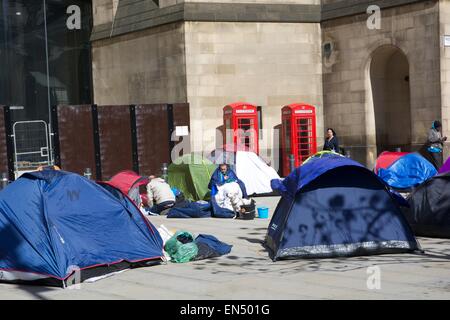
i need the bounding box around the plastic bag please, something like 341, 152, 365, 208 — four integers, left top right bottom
157, 225, 174, 245
192, 242, 220, 261
164, 231, 198, 263
157, 225, 175, 261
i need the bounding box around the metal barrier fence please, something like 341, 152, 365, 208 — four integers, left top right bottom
12, 120, 51, 171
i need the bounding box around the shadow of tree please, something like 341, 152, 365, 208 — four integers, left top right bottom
195, 245, 450, 277
237, 236, 264, 244
195, 169, 450, 276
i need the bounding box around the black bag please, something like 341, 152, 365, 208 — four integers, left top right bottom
238, 199, 256, 220
192, 242, 220, 261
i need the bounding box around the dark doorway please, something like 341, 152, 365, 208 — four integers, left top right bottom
370, 45, 411, 154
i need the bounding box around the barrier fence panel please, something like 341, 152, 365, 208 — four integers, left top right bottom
97, 105, 134, 181
0, 106, 13, 180
135, 104, 170, 176
172, 103, 191, 155
53, 104, 190, 181
135, 103, 190, 176
53, 105, 97, 179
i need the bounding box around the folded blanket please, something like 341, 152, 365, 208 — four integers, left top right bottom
167, 201, 212, 218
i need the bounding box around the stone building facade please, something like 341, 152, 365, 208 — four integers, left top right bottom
322, 0, 443, 166
90, 0, 449, 169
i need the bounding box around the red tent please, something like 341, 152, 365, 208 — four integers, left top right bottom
103, 170, 149, 206
374, 151, 410, 174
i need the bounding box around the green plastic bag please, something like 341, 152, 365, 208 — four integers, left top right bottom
164, 231, 198, 263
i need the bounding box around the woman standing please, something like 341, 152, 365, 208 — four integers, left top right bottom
323, 128, 340, 153
426, 120, 447, 169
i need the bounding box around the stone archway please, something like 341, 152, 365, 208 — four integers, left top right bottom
369, 45, 411, 154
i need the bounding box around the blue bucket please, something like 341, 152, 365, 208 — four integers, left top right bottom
257, 207, 269, 219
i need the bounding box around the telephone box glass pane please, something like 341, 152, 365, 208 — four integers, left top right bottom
297, 118, 312, 160
237, 118, 255, 149
238, 118, 252, 130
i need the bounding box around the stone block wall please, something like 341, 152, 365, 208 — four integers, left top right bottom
184, 21, 323, 168
90, 0, 444, 169
92, 22, 187, 106
440, 0, 450, 160
322, 0, 441, 166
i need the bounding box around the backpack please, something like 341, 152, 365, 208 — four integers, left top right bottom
237, 199, 256, 220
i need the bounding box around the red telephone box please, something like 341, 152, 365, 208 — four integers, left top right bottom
223, 102, 259, 154
281, 103, 317, 175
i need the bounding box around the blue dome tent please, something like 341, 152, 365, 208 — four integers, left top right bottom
0, 170, 163, 287
266, 153, 420, 261
376, 152, 437, 191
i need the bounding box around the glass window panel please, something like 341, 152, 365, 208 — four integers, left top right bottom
0, 0, 93, 124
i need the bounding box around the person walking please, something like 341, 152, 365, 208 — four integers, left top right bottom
323, 128, 340, 153
426, 120, 447, 170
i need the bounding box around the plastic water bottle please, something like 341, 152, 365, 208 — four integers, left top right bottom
84, 168, 92, 180
0, 172, 9, 190
161, 163, 168, 182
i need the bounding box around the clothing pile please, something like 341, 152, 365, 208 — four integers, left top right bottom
166, 200, 212, 218
165, 187, 254, 219
215, 182, 244, 212
164, 230, 232, 263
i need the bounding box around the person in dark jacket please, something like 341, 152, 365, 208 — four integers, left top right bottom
208, 164, 248, 198
323, 128, 340, 153
426, 120, 447, 169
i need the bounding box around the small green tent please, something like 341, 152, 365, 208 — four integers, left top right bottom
168, 154, 217, 201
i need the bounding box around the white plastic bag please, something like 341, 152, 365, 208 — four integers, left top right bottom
157, 225, 174, 261
158, 225, 173, 244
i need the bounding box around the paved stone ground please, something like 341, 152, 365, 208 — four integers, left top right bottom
0, 196, 449, 300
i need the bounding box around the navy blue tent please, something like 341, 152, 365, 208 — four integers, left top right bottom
0, 170, 163, 287
377, 152, 437, 191
266, 154, 420, 260
404, 172, 450, 238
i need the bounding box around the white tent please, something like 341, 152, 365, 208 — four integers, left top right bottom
235, 151, 280, 195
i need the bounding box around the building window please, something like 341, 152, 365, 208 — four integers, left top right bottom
0, 0, 93, 125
